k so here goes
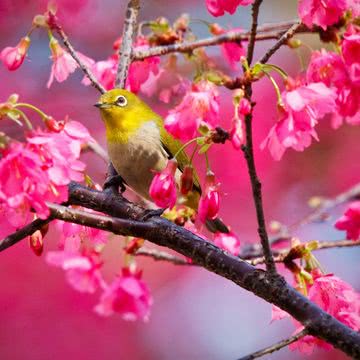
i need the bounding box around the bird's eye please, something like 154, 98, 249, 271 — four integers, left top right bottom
115, 95, 128, 107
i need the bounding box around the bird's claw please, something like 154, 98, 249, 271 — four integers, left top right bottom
103, 174, 126, 193
139, 208, 165, 222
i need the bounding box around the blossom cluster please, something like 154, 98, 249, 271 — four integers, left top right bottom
0, 120, 91, 238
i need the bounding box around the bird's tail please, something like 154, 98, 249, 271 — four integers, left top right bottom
205, 217, 229, 233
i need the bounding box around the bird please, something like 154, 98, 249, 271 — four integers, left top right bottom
95, 88, 228, 233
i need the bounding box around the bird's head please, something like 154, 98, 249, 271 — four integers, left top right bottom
95, 89, 153, 142
94, 89, 141, 114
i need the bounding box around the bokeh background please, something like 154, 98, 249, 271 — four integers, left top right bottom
0, 0, 359, 359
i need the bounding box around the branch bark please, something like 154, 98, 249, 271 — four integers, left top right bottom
238, 329, 308, 360
115, 0, 140, 88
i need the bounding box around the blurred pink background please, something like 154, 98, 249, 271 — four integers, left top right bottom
0, 0, 359, 359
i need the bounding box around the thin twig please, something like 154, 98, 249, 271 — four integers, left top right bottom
238, 329, 308, 360
242, 0, 277, 274
133, 19, 307, 60
247, 239, 360, 266
0, 217, 52, 252
135, 247, 194, 265
289, 182, 360, 231
85, 140, 109, 163
259, 21, 302, 64
49, 14, 106, 94
115, 0, 140, 88
247, 0, 263, 65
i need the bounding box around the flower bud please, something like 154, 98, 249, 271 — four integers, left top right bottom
198, 171, 220, 223
238, 98, 251, 115
149, 159, 178, 208
180, 165, 194, 195
230, 118, 244, 150
45, 116, 65, 132
29, 230, 44, 256
0, 36, 31, 71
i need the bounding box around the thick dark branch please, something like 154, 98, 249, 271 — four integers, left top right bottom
1, 183, 360, 357
259, 21, 302, 64
242, 0, 276, 274
115, 0, 140, 88
49, 15, 106, 94
238, 329, 308, 360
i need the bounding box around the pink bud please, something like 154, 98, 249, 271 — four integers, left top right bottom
45, 116, 65, 132
230, 118, 245, 150
29, 230, 44, 256
198, 171, 220, 223
149, 159, 178, 208
238, 98, 251, 115
0, 36, 31, 71
180, 165, 194, 195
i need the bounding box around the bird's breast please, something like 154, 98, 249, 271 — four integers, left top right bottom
107, 121, 168, 199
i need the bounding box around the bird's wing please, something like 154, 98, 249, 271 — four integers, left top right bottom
159, 125, 202, 194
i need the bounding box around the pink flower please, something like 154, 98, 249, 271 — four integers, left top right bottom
165, 81, 220, 141
206, 0, 254, 17
56, 215, 108, 252
298, 0, 347, 30
46, 250, 104, 293
47, 37, 94, 88
335, 201, 360, 240
149, 159, 177, 209
342, 26, 360, 66
0, 143, 52, 226
307, 47, 360, 125
0, 36, 31, 71
83, 57, 117, 90
210, 24, 246, 69
213, 231, 240, 256
198, 172, 220, 223
238, 98, 251, 115
27, 120, 91, 190
261, 81, 337, 160
289, 271, 360, 354
94, 268, 152, 321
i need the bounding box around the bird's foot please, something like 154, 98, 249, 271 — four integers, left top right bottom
139, 208, 165, 222
103, 174, 126, 193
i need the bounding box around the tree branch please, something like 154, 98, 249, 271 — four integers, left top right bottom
49, 14, 106, 94
238, 329, 308, 360
259, 21, 302, 64
241, 0, 277, 274
1, 183, 360, 357
115, 0, 140, 88
135, 247, 193, 265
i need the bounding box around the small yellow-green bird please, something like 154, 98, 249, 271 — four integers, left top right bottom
95, 88, 228, 233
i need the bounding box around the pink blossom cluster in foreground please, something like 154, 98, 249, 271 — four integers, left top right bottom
272, 270, 360, 355
0, 121, 91, 238
205, 0, 254, 17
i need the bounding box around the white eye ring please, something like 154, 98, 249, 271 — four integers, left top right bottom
115, 95, 128, 107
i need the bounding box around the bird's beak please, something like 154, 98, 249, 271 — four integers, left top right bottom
94, 102, 104, 108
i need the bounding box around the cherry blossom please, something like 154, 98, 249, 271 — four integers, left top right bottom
298, 0, 348, 30
335, 201, 360, 240
210, 24, 246, 69
46, 250, 105, 293
149, 159, 177, 209
213, 231, 240, 256
47, 37, 94, 88
164, 81, 220, 141
261, 81, 337, 160
0, 36, 31, 71
206, 0, 254, 17
94, 268, 152, 321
